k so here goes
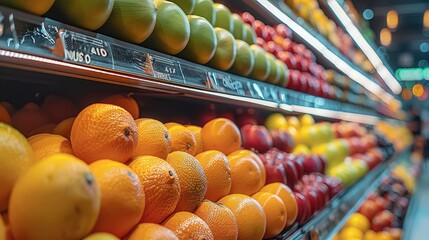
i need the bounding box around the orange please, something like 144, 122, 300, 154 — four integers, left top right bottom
133, 118, 171, 159
218, 194, 266, 240
259, 183, 298, 227
162, 212, 214, 240
71, 103, 138, 164
28, 133, 73, 161
165, 122, 182, 129
129, 156, 181, 223
0, 123, 35, 211
101, 94, 140, 119
376, 231, 394, 240
345, 213, 370, 232
89, 160, 145, 238
0, 215, 5, 240
185, 125, 204, 155
9, 153, 100, 240
364, 230, 377, 240
339, 227, 363, 240
128, 223, 178, 240
168, 125, 197, 155
11, 103, 51, 136
195, 150, 232, 201
201, 118, 241, 155
83, 232, 120, 240
194, 200, 238, 240
252, 192, 287, 238
166, 151, 207, 212
41, 95, 79, 123
229, 150, 266, 189
0, 105, 11, 125
0, 102, 15, 115
52, 117, 75, 139
27, 123, 56, 136
226, 153, 263, 196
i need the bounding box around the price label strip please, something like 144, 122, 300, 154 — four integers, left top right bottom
180, 64, 212, 89
216, 72, 246, 96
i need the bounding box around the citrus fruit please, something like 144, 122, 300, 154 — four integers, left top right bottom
101, 94, 140, 119
227, 153, 263, 196
144, 0, 190, 55
195, 150, 232, 201
364, 230, 377, 240
339, 227, 363, 240
266, 53, 280, 84
83, 233, 120, 240
0, 0, 55, 15
276, 60, 289, 87
12, 103, 51, 137
28, 133, 73, 161
100, 0, 157, 44
41, 95, 79, 123
9, 153, 100, 240
166, 151, 207, 212
185, 125, 204, 155
243, 24, 256, 45
89, 160, 145, 238
218, 194, 266, 240
345, 213, 370, 232
300, 114, 315, 127
27, 123, 56, 136
162, 212, 214, 240
170, 0, 196, 14
207, 27, 237, 71
133, 118, 172, 159
259, 183, 298, 227
168, 125, 197, 155
229, 39, 255, 76
165, 122, 182, 129
201, 118, 241, 155
194, 200, 238, 240
70, 103, 138, 164
232, 13, 245, 40
213, 3, 233, 32
178, 15, 217, 64
287, 116, 301, 129
128, 223, 178, 240
52, 117, 75, 139
228, 149, 266, 189
0, 215, 5, 240
377, 231, 394, 240
252, 192, 287, 238
129, 156, 181, 223
51, 0, 114, 30
249, 45, 270, 81
0, 105, 11, 125
191, 0, 215, 25
0, 123, 35, 211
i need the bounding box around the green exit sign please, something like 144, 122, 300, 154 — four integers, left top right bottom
395, 68, 429, 81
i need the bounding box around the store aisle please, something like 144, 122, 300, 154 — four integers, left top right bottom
402, 163, 429, 239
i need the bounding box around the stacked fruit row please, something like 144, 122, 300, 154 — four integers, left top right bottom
284, 0, 374, 73
333, 163, 418, 240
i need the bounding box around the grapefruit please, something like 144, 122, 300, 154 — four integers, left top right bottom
249, 45, 270, 81
100, 0, 157, 44
207, 27, 236, 71
276, 59, 289, 86
213, 3, 233, 32
178, 15, 217, 64
266, 53, 280, 84
170, 0, 196, 14
243, 24, 256, 45
229, 39, 254, 77
191, 0, 215, 25
144, 0, 190, 55
232, 13, 245, 40
0, 0, 55, 15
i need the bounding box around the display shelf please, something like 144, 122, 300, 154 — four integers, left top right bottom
278, 149, 409, 240
0, 6, 397, 125
240, 0, 400, 106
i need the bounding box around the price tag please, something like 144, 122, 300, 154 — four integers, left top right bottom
149, 53, 185, 83
62, 30, 113, 68
180, 64, 211, 89
216, 73, 246, 96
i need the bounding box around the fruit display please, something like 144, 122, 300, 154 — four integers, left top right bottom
333, 163, 419, 240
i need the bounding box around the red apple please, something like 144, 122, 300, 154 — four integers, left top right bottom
263, 159, 288, 185
264, 26, 277, 42
252, 20, 267, 39
266, 41, 282, 56
303, 155, 322, 174
275, 24, 289, 38
290, 155, 305, 179
241, 12, 255, 24
277, 51, 296, 69
256, 37, 267, 49
280, 38, 293, 52
372, 210, 395, 231
270, 129, 295, 153
374, 196, 388, 213
241, 124, 273, 153
359, 200, 377, 220
294, 192, 309, 224
198, 104, 217, 125
281, 159, 299, 188
218, 111, 235, 122
301, 187, 318, 216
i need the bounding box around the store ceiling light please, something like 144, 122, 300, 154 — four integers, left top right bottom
401, 88, 412, 100
380, 28, 392, 47
363, 9, 374, 20
386, 10, 399, 30
327, 0, 403, 95
252, 0, 399, 106
412, 83, 424, 97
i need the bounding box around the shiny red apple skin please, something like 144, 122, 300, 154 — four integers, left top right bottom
241, 124, 273, 153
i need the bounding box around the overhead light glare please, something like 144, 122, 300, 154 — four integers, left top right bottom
380, 28, 392, 47
424, 10, 429, 29
386, 10, 399, 29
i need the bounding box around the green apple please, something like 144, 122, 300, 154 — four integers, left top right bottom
243, 23, 256, 45
143, 0, 190, 55
231, 13, 245, 40
229, 39, 254, 76
178, 15, 217, 64
50, 0, 114, 30
213, 3, 233, 33
100, 0, 157, 44
1, 0, 55, 15
266, 53, 280, 84
170, 0, 196, 14
276, 60, 288, 86
191, 0, 215, 25
249, 45, 270, 81
207, 27, 236, 71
